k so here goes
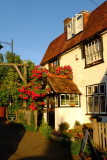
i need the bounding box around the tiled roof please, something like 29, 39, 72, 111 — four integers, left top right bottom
40, 1, 107, 65
40, 33, 66, 65
47, 75, 81, 94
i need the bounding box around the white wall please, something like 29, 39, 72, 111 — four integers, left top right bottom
56, 32, 107, 129
43, 32, 107, 129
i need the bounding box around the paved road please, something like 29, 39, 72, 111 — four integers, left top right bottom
0, 122, 71, 160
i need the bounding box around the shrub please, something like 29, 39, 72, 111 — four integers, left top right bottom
18, 111, 26, 124
24, 124, 37, 132
74, 120, 81, 126
39, 118, 52, 140
58, 122, 70, 132
71, 140, 82, 154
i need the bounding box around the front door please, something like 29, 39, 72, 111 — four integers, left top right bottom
47, 96, 55, 128
48, 105, 55, 128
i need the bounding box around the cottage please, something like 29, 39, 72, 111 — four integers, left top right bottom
40, 1, 107, 129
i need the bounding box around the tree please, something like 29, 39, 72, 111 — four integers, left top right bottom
0, 52, 35, 111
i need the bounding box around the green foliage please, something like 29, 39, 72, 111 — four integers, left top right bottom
71, 139, 92, 156
0, 53, 4, 62
58, 122, 70, 132
71, 140, 82, 154
0, 52, 35, 111
18, 111, 26, 124
27, 60, 35, 82
30, 110, 35, 125
23, 124, 37, 132
39, 118, 52, 140
74, 120, 81, 126
18, 110, 37, 132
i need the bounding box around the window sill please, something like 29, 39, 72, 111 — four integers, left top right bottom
59, 106, 80, 108
84, 59, 104, 69
85, 113, 107, 116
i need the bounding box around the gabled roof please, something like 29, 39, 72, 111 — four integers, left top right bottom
47, 75, 81, 94
40, 1, 107, 65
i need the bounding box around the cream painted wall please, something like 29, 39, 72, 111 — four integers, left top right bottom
57, 32, 107, 129
55, 107, 83, 129
42, 32, 107, 129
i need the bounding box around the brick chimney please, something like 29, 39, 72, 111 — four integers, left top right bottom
64, 18, 72, 32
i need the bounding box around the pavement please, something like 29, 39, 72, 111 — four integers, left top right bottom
0, 122, 73, 160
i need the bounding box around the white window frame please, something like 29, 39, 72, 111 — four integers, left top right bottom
87, 83, 106, 114
85, 38, 102, 65
60, 94, 80, 107
75, 14, 83, 34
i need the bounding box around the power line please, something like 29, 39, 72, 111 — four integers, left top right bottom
89, 0, 99, 7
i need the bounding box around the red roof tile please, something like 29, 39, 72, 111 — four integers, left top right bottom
40, 33, 66, 65
47, 76, 81, 94
40, 1, 107, 65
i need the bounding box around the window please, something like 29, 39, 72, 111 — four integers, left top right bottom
76, 14, 83, 33
67, 22, 72, 40
87, 83, 106, 114
66, 14, 83, 40
85, 38, 103, 67
49, 58, 59, 67
60, 94, 80, 106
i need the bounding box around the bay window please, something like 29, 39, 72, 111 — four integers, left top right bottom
60, 94, 80, 107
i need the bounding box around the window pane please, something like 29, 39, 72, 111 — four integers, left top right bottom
85, 38, 102, 65
53, 59, 59, 66
94, 85, 98, 94
61, 95, 65, 105
70, 94, 79, 106
100, 84, 105, 93
76, 14, 83, 33
75, 95, 79, 105
66, 94, 70, 105
70, 94, 75, 103
94, 97, 99, 112
87, 96, 93, 112
55, 95, 58, 106
100, 96, 106, 112
95, 39, 99, 51
87, 86, 92, 95
67, 22, 72, 40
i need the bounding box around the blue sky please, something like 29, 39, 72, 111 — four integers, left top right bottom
0, 0, 105, 64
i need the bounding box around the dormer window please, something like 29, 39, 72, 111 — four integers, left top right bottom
66, 14, 83, 40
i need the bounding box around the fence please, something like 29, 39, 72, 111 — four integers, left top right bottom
93, 119, 107, 151
15, 109, 37, 128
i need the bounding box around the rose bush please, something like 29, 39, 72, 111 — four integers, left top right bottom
18, 65, 73, 110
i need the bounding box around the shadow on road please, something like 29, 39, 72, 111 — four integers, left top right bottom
17, 138, 71, 160
0, 120, 26, 160
0, 120, 71, 160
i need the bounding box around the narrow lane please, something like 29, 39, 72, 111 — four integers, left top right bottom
0, 123, 71, 160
